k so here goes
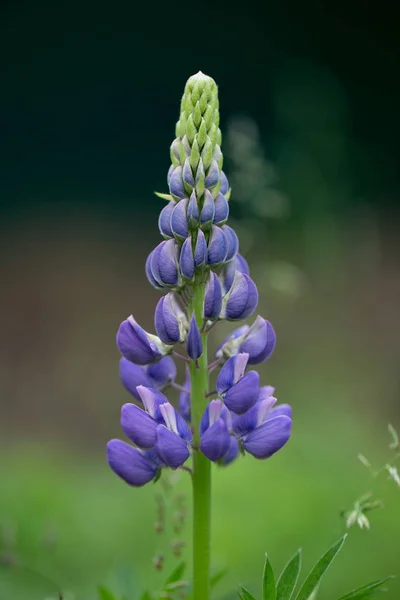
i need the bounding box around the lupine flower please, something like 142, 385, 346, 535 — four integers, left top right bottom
119, 356, 176, 401
179, 236, 195, 280
204, 271, 222, 320
148, 240, 181, 289
216, 316, 276, 364
200, 400, 231, 462
200, 190, 215, 229
207, 225, 227, 265
216, 353, 260, 414
117, 316, 172, 365
107, 441, 161, 486
158, 201, 175, 239
222, 254, 250, 292
154, 293, 188, 344
213, 192, 229, 225
187, 314, 203, 360
194, 229, 207, 267
171, 198, 189, 240
221, 272, 259, 321
232, 394, 292, 459
221, 225, 239, 262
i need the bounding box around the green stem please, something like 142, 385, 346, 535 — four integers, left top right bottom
190, 281, 211, 600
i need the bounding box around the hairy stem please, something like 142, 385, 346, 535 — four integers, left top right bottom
190, 280, 211, 600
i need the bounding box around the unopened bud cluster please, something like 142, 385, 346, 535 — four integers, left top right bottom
107, 72, 292, 486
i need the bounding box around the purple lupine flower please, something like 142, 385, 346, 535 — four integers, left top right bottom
154, 293, 188, 344
222, 253, 250, 292
200, 190, 215, 229
204, 160, 219, 189
145, 252, 165, 290
117, 316, 172, 365
169, 166, 186, 200
171, 198, 189, 240
187, 191, 199, 228
207, 225, 228, 265
149, 240, 181, 289
216, 316, 276, 364
204, 271, 222, 320
220, 171, 229, 195
155, 403, 192, 468
213, 192, 229, 225
200, 400, 231, 462
178, 367, 191, 422
221, 271, 258, 320
107, 440, 161, 486
179, 237, 195, 280
220, 436, 240, 465
119, 356, 176, 401
194, 229, 207, 267
182, 158, 195, 189
158, 201, 175, 239
187, 314, 203, 360
221, 225, 239, 262
216, 353, 260, 414
232, 395, 292, 459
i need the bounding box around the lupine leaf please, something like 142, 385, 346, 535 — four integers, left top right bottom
276, 549, 302, 600
295, 535, 347, 600
239, 586, 257, 600
263, 554, 276, 600
164, 561, 186, 586
335, 576, 394, 600
98, 586, 117, 600
211, 567, 228, 588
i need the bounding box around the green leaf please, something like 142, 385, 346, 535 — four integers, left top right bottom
335, 576, 394, 600
239, 586, 257, 600
263, 554, 276, 600
276, 549, 302, 600
164, 561, 186, 586
98, 586, 117, 600
211, 567, 228, 589
140, 593, 153, 600
295, 535, 347, 600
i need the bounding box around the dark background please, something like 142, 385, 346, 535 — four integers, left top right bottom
1, 1, 399, 599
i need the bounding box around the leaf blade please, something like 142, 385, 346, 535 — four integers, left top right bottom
295, 535, 347, 600
98, 586, 117, 600
263, 554, 276, 600
335, 576, 394, 600
276, 549, 302, 600
164, 561, 186, 586
239, 586, 257, 600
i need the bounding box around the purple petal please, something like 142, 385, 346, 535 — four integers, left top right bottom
158, 202, 175, 239
213, 192, 229, 225
220, 171, 229, 195
222, 272, 259, 321
221, 436, 240, 466
183, 158, 195, 187
216, 353, 249, 394
267, 404, 292, 420
179, 237, 195, 280
200, 419, 231, 462
200, 190, 215, 227
221, 225, 239, 262
169, 166, 186, 200
121, 403, 158, 448
116, 317, 162, 365
243, 415, 292, 459
204, 272, 222, 320
224, 370, 260, 415
239, 317, 276, 364
187, 314, 203, 360
155, 425, 190, 468
154, 294, 182, 344
147, 356, 177, 388
136, 385, 166, 421
187, 191, 199, 226
171, 198, 189, 240
222, 254, 250, 293
145, 251, 164, 290
205, 160, 219, 188
107, 440, 158, 486
215, 324, 250, 359
207, 225, 228, 265
119, 358, 152, 400
151, 240, 180, 288
194, 229, 207, 267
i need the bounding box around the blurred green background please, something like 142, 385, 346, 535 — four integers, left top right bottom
1, 0, 399, 598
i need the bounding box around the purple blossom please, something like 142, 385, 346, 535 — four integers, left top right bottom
119, 356, 177, 401
213, 192, 229, 225
204, 160, 219, 188
200, 190, 215, 228
221, 225, 239, 262
207, 225, 228, 265
204, 272, 222, 320
149, 240, 181, 289
107, 440, 160, 486
187, 191, 199, 227
194, 229, 207, 267
116, 316, 171, 365
216, 316, 276, 364
179, 237, 195, 280
154, 293, 188, 344
216, 353, 260, 414
220, 171, 229, 195
221, 271, 258, 320
222, 254, 250, 292
187, 314, 203, 360
200, 400, 231, 462
158, 201, 175, 239
171, 198, 189, 240
169, 166, 186, 200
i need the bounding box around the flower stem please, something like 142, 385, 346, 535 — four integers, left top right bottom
190, 280, 211, 600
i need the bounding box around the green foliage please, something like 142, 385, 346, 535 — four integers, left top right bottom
335, 577, 394, 600
98, 585, 118, 600
262, 554, 276, 600
163, 561, 186, 586
239, 586, 257, 600
276, 550, 302, 600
